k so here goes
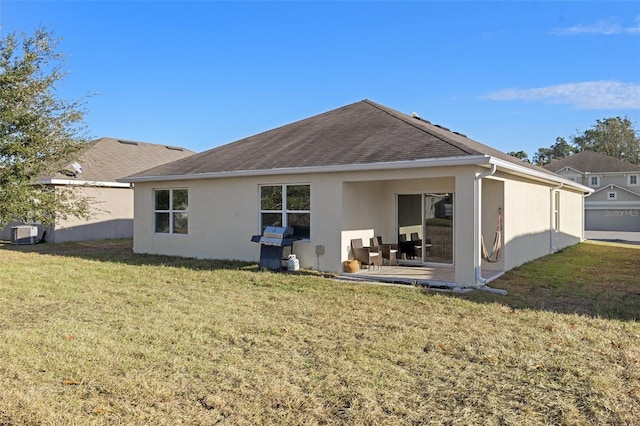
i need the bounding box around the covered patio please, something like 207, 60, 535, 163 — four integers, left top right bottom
340, 264, 504, 289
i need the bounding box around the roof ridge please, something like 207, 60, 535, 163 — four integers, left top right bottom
552, 149, 640, 171
362, 100, 479, 155
96, 136, 194, 152
582, 149, 637, 165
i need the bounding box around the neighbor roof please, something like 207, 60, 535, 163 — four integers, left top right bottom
54, 137, 195, 182
543, 150, 640, 173
122, 100, 559, 181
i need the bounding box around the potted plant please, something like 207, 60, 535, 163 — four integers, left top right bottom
343, 259, 359, 273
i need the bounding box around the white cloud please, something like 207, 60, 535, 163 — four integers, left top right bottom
482, 81, 640, 109
551, 16, 640, 35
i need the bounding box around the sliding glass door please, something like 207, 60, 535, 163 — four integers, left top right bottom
397, 193, 454, 264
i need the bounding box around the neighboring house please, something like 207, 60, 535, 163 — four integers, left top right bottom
544, 150, 640, 232
1, 137, 194, 243
120, 100, 592, 287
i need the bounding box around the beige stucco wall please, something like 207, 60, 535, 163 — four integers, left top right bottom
0, 186, 134, 243
131, 165, 586, 286
556, 188, 585, 248
502, 176, 583, 270
50, 186, 133, 243
133, 166, 467, 273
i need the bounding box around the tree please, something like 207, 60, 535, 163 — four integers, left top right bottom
507, 150, 530, 163
572, 117, 640, 165
0, 27, 92, 228
533, 137, 575, 166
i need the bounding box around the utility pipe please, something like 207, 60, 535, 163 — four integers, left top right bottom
550, 182, 563, 252
475, 164, 497, 286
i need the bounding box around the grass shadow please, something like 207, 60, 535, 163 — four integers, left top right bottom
0, 239, 335, 279
436, 242, 640, 322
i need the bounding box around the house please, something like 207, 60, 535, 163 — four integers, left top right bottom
544, 150, 640, 231
0, 137, 194, 243
119, 100, 592, 287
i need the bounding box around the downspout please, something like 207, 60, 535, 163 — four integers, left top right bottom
550, 182, 563, 252
475, 164, 497, 286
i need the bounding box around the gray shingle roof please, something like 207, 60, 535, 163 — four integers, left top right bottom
124, 100, 555, 180
55, 137, 195, 182
544, 150, 640, 173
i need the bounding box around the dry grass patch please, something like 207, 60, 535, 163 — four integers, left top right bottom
0, 240, 638, 425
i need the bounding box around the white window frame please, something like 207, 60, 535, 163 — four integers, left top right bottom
553, 191, 560, 232
259, 184, 310, 240
607, 191, 617, 200
589, 175, 600, 187
628, 174, 639, 186
154, 188, 188, 234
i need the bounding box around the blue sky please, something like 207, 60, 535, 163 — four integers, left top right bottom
2, 1, 639, 157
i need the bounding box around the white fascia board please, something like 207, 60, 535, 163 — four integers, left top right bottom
117, 155, 492, 183
585, 170, 640, 176
40, 178, 131, 188
488, 158, 594, 194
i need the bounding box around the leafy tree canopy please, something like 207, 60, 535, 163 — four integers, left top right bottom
572, 117, 640, 165
507, 150, 530, 163
533, 137, 575, 166
0, 27, 92, 228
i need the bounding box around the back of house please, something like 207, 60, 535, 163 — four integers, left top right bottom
120, 100, 592, 287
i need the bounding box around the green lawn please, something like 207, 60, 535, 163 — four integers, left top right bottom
0, 240, 638, 425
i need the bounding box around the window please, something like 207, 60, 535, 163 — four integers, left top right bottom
629, 175, 638, 186
154, 189, 188, 234
589, 176, 600, 187
553, 191, 560, 231
608, 192, 617, 200
260, 184, 310, 239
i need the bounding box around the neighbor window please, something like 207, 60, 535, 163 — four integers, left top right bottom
608, 192, 617, 200
154, 189, 188, 234
589, 176, 600, 187
260, 184, 310, 239
629, 175, 638, 186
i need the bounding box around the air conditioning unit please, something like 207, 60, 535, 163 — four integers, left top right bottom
10, 225, 38, 245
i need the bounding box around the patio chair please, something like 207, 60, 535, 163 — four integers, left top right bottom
398, 234, 415, 259
350, 238, 381, 270
410, 232, 424, 259
370, 236, 398, 265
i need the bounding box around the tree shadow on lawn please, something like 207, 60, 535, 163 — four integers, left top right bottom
441, 282, 640, 323
0, 239, 333, 279
438, 244, 640, 323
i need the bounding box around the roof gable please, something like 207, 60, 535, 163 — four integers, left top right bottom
544, 150, 640, 173
591, 183, 640, 198
124, 100, 558, 181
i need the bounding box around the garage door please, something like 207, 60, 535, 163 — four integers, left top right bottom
585, 209, 640, 231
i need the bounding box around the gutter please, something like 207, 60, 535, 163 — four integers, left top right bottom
118, 153, 595, 196
39, 178, 131, 188
475, 164, 497, 286
118, 155, 492, 183
488, 157, 592, 194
